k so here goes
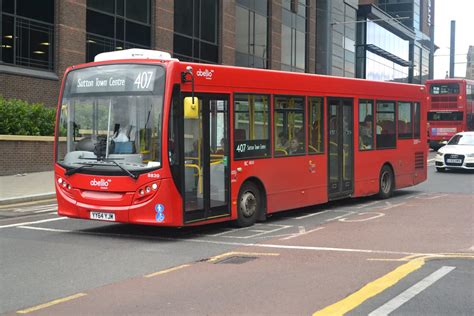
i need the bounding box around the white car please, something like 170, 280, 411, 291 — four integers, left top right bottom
435, 131, 474, 172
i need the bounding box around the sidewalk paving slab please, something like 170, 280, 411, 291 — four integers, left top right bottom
0, 171, 55, 206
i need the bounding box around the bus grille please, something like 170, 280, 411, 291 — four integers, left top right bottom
430, 96, 458, 109
415, 152, 424, 169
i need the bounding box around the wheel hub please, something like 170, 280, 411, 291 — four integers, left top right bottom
240, 191, 256, 218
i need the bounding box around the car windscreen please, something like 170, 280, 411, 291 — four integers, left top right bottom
448, 134, 474, 145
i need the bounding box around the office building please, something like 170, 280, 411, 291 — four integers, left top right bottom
0, 0, 435, 107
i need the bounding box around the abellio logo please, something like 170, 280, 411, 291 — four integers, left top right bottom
90, 178, 112, 188
196, 69, 214, 80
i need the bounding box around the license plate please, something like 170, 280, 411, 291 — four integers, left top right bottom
447, 158, 462, 164
90, 211, 115, 221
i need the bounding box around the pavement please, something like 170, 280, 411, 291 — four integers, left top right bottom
0, 171, 55, 206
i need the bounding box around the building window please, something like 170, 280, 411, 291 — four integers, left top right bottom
308, 97, 324, 154
281, 0, 306, 72
234, 94, 270, 159
359, 99, 374, 150
173, 0, 219, 63
376, 100, 396, 149
235, 0, 268, 68
1, 0, 54, 71
274, 95, 305, 156
86, 0, 151, 62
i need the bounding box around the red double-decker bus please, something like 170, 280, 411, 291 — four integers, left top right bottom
426, 79, 474, 150
54, 49, 427, 227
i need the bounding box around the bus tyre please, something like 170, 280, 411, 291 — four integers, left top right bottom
378, 165, 394, 199
236, 182, 260, 227
436, 167, 446, 172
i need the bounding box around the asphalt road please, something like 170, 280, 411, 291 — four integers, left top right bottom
1, 151, 473, 315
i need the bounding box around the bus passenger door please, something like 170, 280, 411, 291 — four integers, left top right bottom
183, 94, 230, 224
328, 98, 354, 200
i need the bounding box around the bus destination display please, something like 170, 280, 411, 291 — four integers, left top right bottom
69, 65, 160, 94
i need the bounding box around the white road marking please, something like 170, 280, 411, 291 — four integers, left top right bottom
280, 226, 325, 240
13, 204, 58, 213
427, 158, 436, 162
380, 201, 405, 210
9, 221, 434, 257
0, 217, 66, 229
294, 210, 330, 219
356, 201, 380, 209
19, 226, 70, 233
339, 212, 385, 222
415, 194, 448, 200
368, 266, 456, 316
324, 211, 356, 222
34, 208, 57, 213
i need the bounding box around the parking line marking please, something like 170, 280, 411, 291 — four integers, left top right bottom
16, 293, 87, 314
368, 266, 456, 316
0, 217, 66, 229
295, 210, 330, 219
144, 264, 190, 278
312, 258, 425, 316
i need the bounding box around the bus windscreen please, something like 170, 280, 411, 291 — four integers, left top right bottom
56, 64, 165, 175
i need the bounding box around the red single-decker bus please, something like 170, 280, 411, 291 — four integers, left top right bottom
54, 49, 427, 227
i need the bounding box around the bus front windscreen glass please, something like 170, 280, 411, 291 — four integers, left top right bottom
57, 64, 165, 175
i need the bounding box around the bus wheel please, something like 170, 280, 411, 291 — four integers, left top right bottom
436, 167, 446, 172
236, 182, 260, 227
378, 165, 394, 199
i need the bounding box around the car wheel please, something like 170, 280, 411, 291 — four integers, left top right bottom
236, 182, 260, 227
378, 165, 394, 199
436, 167, 446, 172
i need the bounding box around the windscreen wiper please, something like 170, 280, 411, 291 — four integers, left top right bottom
65, 163, 95, 176
104, 159, 138, 180
74, 157, 137, 180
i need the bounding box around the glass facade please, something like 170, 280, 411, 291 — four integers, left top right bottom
364, 20, 410, 82
281, 0, 306, 72
1, 0, 54, 71
235, 0, 268, 68
366, 21, 409, 61
86, 0, 151, 62
173, 0, 219, 63
378, 0, 415, 29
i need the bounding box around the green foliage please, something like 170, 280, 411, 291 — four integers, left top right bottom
0, 96, 56, 136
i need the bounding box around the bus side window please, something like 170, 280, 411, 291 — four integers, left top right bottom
308, 97, 324, 154
376, 101, 396, 149
274, 95, 306, 156
234, 94, 270, 159
359, 99, 374, 150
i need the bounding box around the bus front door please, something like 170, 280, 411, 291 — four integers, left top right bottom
183, 94, 230, 224
328, 98, 354, 200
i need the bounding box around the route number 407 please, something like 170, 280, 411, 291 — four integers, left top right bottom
236, 143, 247, 153
134, 71, 153, 89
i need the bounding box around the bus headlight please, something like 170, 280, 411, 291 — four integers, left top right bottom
133, 182, 160, 204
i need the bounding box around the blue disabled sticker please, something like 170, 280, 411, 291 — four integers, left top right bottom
155, 204, 165, 222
